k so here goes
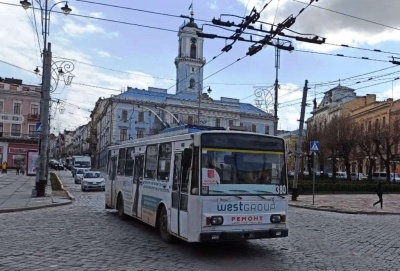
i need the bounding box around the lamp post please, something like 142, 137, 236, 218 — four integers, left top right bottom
197, 86, 212, 124
20, 0, 72, 197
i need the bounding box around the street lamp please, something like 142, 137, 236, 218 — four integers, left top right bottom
254, 86, 275, 134
197, 86, 212, 124
20, 0, 72, 197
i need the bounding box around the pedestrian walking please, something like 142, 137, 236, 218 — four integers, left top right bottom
1, 161, 7, 174
16, 162, 20, 175
373, 180, 383, 209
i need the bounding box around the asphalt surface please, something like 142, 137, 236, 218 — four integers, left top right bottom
1, 170, 399, 271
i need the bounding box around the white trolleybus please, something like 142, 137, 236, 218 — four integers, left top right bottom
105, 125, 289, 243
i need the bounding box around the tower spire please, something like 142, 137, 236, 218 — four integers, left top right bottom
188, 1, 194, 18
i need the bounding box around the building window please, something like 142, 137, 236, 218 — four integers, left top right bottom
229, 120, 234, 127
11, 124, 21, 136
189, 78, 195, 88
382, 117, 386, 127
31, 104, 39, 115
188, 115, 194, 124
14, 103, 21, 115
216, 118, 221, 127
137, 129, 144, 138
120, 128, 127, 141
265, 125, 270, 134
0, 101, 3, 113
0, 123, 3, 137
138, 112, 144, 122
28, 125, 37, 138
173, 113, 179, 124
190, 44, 197, 58
252, 124, 257, 132
121, 110, 128, 121
368, 120, 371, 131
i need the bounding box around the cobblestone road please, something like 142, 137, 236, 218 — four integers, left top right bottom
1, 170, 399, 271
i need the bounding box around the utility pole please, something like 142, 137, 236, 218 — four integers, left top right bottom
36, 42, 52, 197
273, 40, 280, 136
292, 80, 309, 201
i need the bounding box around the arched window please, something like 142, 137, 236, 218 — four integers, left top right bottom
190, 44, 197, 58
189, 78, 195, 88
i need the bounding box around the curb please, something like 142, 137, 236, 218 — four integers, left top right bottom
0, 201, 71, 214
289, 204, 400, 215
53, 172, 75, 201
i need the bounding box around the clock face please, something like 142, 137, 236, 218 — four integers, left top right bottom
191, 37, 197, 44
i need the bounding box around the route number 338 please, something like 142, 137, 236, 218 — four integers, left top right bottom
276, 185, 287, 194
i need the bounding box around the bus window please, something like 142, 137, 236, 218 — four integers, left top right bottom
118, 148, 126, 175
125, 147, 134, 176
145, 145, 158, 179
158, 143, 171, 181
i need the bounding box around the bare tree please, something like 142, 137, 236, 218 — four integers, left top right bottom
374, 116, 400, 181
356, 119, 378, 181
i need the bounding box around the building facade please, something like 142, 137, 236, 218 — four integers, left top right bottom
307, 84, 400, 175
0, 77, 41, 167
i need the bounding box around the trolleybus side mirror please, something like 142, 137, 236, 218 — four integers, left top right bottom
182, 148, 192, 168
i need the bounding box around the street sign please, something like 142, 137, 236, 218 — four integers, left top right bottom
310, 141, 320, 153
36, 122, 42, 133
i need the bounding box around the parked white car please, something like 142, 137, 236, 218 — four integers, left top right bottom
81, 171, 105, 191
336, 172, 347, 179
74, 168, 88, 184
350, 173, 365, 181
390, 173, 400, 183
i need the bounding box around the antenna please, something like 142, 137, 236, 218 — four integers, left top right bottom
155, 105, 183, 125
138, 105, 170, 128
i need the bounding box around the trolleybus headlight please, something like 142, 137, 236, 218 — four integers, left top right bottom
210, 216, 224, 225
270, 214, 282, 223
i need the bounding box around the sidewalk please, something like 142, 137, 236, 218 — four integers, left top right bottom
289, 193, 400, 215
0, 171, 72, 213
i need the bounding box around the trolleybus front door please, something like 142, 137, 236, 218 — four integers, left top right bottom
171, 152, 189, 238
132, 155, 144, 218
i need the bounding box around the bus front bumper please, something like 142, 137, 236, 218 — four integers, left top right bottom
199, 228, 288, 242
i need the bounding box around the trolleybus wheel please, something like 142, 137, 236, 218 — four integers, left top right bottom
117, 194, 127, 220
159, 206, 173, 243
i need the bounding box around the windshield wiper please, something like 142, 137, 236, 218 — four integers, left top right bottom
209, 189, 242, 199
254, 190, 285, 199
229, 189, 269, 200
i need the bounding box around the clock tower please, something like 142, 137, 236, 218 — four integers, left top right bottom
175, 15, 206, 95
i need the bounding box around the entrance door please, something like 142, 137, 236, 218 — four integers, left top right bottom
132, 155, 144, 218
170, 153, 189, 238
106, 157, 117, 208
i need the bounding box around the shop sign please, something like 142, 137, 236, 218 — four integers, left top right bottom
0, 114, 24, 124
9, 147, 28, 154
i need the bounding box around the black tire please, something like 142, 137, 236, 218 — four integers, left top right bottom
117, 195, 128, 220
159, 206, 173, 243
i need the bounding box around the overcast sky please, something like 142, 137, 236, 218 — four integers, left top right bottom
1, 0, 399, 133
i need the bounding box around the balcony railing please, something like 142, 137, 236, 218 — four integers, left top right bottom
0, 132, 39, 140
28, 113, 40, 121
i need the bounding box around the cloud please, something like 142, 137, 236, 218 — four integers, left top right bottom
95, 49, 111, 58
207, 1, 218, 10
89, 12, 103, 18
62, 21, 105, 36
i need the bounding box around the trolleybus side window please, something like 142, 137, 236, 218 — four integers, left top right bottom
118, 148, 126, 176
125, 147, 135, 176
190, 147, 199, 195
145, 145, 158, 179
172, 153, 181, 209
158, 143, 171, 181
